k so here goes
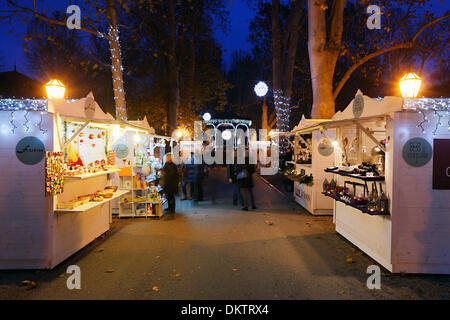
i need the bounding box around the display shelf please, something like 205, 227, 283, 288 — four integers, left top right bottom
64, 169, 120, 180
55, 190, 130, 213
321, 192, 390, 216
324, 169, 385, 181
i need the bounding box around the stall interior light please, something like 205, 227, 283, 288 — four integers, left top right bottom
332, 141, 339, 147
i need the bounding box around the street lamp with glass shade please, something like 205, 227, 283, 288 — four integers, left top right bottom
399, 72, 422, 98
45, 79, 66, 99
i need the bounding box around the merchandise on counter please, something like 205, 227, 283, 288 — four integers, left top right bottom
46, 152, 65, 196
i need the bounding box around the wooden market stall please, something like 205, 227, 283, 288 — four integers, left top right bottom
284, 117, 336, 215
316, 91, 450, 274
0, 93, 166, 269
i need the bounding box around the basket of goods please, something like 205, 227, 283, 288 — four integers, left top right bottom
104, 186, 118, 192
91, 195, 104, 202
77, 195, 91, 205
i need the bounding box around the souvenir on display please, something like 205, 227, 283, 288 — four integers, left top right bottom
45, 152, 65, 196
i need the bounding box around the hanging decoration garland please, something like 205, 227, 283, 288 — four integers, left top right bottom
10, 111, 18, 133
416, 110, 428, 133
37, 112, 47, 134
23, 111, 30, 132
432, 111, 443, 136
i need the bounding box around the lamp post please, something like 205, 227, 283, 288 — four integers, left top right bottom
254, 81, 268, 133
399, 72, 422, 99
45, 79, 66, 99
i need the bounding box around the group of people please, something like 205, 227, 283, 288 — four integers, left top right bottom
160, 153, 207, 214
160, 151, 257, 214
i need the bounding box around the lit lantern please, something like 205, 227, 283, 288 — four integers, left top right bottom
254, 81, 268, 97
399, 72, 422, 98
202, 113, 211, 121
222, 130, 232, 141
45, 79, 66, 99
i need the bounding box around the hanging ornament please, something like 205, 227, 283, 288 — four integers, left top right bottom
10, 111, 18, 133
23, 111, 30, 132
97, 134, 102, 139
102, 131, 106, 136
36, 112, 47, 134
74, 140, 78, 144
79, 132, 84, 137
80, 139, 84, 143
92, 143, 96, 148
89, 134, 94, 139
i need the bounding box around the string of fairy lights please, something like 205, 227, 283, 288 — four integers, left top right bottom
108, 25, 127, 121
403, 98, 450, 135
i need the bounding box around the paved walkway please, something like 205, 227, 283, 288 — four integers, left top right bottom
0, 168, 449, 299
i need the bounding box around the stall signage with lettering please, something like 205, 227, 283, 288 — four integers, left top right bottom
432, 139, 450, 189
402, 137, 432, 167
15, 136, 46, 165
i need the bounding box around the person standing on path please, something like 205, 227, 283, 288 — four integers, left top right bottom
235, 155, 256, 211
227, 153, 243, 206
161, 153, 179, 214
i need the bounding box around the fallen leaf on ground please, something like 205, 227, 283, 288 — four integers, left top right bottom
94, 248, 105, 253
20, 280, 37, 290
265, 221, 274, 226
345, 257, 353, 264
152, 286, 159, 292
105, 269, 114, 273
350, 248, 356, 252
156, 256, 160, 259
171, 273, 181, 277
59, 274, 65, 278
340, 290, 345, 294
232, 268, 238, 272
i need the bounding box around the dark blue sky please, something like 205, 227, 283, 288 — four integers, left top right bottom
0, 0, 448, 77
0, 0, 255, 76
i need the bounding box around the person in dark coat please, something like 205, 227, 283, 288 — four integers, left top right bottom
227, 153, 243, 206
161, 154, 179, 214
235, 156, 256, 211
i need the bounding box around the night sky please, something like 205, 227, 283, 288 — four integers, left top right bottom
0, 0, 255, 76
0, 0, 448, 78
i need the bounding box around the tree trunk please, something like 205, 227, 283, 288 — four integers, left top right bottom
167, 0, 179, 134
106, 0, 127, 120
261, 96, 268, 132
309, 51, 335, 119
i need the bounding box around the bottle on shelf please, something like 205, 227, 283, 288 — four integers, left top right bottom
378, 184, 389, 212
367, 183, 379, 212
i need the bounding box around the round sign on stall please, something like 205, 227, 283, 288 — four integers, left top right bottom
352, 94, 364, 118
402, 137, 432, 167
113, 143, 129, 159
318, 140, 333, 157
15, 136, 46, 165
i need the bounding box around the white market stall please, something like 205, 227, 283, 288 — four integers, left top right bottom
318, 91, 450, 274
285, 116, 335, 215
109, 117, 172, 218
0, 93, 167, 269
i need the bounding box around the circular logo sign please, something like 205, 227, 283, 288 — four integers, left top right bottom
113, 143, 129, 159
402, 137, 432, 167
84, 96, 96, 119
16, 136, 46, 165
352, 94, 364, 118
318, 140, 333, 157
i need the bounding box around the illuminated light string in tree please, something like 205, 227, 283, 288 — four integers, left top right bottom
108, 25, 127, 121
273, 90, 291, 153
